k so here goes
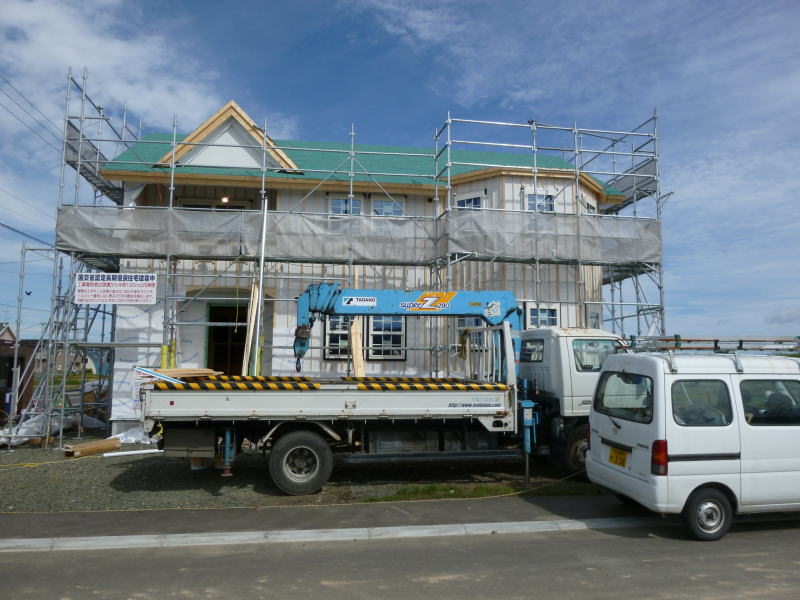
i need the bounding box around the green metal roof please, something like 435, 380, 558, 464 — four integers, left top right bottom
104, 134, 623, 196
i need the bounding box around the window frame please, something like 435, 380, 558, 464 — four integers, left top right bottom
593, 371, 655, 424
572, 339, 617, 373
454, 194, 483, 210
527, 305, 558, 328
329, 197, 362, 235
520, 339, 544, 363
740, 379, 800, 426
526, 192, 555, 213
372, 198, 405, 237
671, 379, 734, 427
366, 315, 407, 361
323, 315, 352, 361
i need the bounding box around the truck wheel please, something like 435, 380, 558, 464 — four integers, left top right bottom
682, 487, 732, 541
563, 424, 589, 473
269, 430, 333, 495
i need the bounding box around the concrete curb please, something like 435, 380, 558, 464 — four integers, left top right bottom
0, 516, 666, 552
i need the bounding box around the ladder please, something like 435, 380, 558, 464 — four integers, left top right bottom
627, 334, 800, 353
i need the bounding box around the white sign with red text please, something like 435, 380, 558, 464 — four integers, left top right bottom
75, 273, 158, 305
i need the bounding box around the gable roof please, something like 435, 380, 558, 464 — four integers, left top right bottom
104, 135, 623, 197
102, 102, 623, 198
155, 100, 298, 171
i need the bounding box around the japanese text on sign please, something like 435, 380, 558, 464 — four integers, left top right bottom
75, 273, 158, 305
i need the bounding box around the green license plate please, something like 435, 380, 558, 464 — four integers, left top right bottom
608, 446, 628, 468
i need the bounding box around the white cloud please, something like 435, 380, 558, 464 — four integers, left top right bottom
0, 0, 223, 131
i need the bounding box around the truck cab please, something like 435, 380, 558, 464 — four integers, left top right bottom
520, 327, 622, 471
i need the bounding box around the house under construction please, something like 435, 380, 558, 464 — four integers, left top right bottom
8, 70, 665, 436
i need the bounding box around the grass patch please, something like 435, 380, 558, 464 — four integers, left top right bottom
363, 482, 516, 503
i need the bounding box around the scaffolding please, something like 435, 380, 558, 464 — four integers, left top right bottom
6, 69, 666, 443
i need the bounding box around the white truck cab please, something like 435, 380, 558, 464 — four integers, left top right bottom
520, 327, 622, 471
586, 352, 800, 540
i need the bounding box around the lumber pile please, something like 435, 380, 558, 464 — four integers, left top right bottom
64, 437, 121, 458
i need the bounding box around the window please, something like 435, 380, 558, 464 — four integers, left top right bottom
373, 199, 404, 236
589, 311, 601, 329
529, 307, 557, 327
520, 339, 544, 362
324, 315, 352, 360
527, 193, 554, 212
329, 197, 361, 234
594, 371, 654, 424
740, 380, 800, 426
458, 316, 486, 347
330, 197, 361, 215
672, 380, 733, 426
456, 196, 482, 210
572, 339, 617, 372
367, 316, 406, 360
373, 199, 403, 217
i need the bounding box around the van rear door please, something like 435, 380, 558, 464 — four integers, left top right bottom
590, 369, 659, 482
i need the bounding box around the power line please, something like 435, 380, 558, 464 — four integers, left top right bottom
0, 86, 62, 144
0, 98, 61, 153
0, 221, 54, 247
0, 187, 56, 221
0, 302, 52, 313
0, 71, 63, 133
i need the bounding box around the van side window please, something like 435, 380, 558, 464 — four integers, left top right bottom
671, 380, 733, 426
520, 339, 544, 362
572, 339, 617, 372
594, 371, 654, 424
740, 380, 800, 426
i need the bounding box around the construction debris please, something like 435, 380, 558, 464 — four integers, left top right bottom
64, 437, 121, 458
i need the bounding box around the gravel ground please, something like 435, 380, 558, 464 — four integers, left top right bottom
0, 435, 603, 513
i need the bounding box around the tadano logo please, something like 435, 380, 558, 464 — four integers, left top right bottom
342, 296, 377, 307
399, 292, 457, 311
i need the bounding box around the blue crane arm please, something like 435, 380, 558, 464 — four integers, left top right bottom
292, 282, 522, 365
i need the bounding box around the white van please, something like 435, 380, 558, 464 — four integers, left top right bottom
586, 352, 800, 540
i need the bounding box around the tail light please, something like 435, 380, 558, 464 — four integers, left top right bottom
651, 439, 668, 475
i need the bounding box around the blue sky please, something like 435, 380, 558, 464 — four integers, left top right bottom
0, 0, 798, 337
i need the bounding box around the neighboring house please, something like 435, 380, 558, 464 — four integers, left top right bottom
0, 325, 36, 417
55, 100, 662, 428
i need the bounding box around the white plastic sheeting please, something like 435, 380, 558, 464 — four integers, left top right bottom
56, 207, 438, 264
56, 206, 660, 265
111, 304, 164, 421
445, 211, 662, 264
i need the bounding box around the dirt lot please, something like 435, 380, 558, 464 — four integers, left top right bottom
0, 436, 603, 513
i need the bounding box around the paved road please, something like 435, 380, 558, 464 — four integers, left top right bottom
2, 495, 798, 598
2, 518, 799, 599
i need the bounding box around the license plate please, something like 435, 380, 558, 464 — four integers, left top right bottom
608, 447, 628, 468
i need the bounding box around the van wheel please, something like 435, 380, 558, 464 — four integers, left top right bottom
563, 424, 589, 473
269, 430, 333, 495
682, 488, 732, 541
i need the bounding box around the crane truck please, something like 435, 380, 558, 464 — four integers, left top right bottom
141, 283, 621, 494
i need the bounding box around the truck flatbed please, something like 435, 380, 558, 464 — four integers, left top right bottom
144, 375, 511, 423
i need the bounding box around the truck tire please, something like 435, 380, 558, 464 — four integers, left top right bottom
269, 430, 333, 495
681, 487, 732, 541
563, 424, 589, 474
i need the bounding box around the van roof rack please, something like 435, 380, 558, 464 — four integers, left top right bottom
627, 335, 800, 353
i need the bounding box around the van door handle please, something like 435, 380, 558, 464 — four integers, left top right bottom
600, 437, 633, 453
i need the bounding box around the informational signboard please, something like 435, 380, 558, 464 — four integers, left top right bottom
75, 273, 158, 305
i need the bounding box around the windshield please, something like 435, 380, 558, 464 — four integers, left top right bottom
593, 371, 654, 424
573, 339, 617, 372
